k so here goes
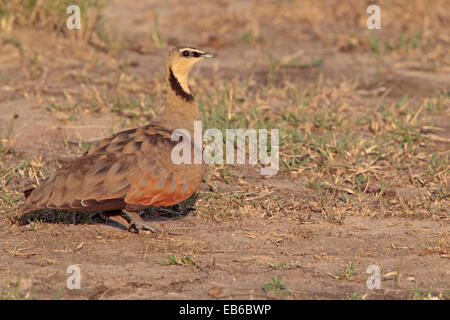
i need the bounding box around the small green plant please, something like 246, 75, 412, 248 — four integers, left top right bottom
241, 32, 264, 44
27, 52, 43, 79
332, 261, 356, 280
158, 255, 194, 266
241, 22, 264, 45
262, 275, 290, 295
1, 277, 32, 300
151, 16, 164, 48
368, 33, 381, 55
0, 70, 8, 81
346, 293, 363, 300
95, 19, 126, 54
53, 288, 63, 300
268, 261, 300, 270
408, 286, 435, 300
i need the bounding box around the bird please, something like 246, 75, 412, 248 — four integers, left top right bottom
18, 46, 213, 233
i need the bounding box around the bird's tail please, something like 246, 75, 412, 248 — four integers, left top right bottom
16, 187, 36, 215
23, 187, 34, 199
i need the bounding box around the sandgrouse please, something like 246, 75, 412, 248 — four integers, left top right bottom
19, 46, 213, 233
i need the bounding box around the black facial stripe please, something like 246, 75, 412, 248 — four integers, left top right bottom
169, 68, 194, 102
181, 50, 202, 58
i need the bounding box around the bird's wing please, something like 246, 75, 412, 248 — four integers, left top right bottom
20, 147, 135, 213
124, 125, 205, 207
20, 124, 204, 213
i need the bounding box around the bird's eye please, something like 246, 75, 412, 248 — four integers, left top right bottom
182, 50, 190, 57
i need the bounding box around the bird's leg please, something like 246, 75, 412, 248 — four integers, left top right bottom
157, 207, 184, 216
158, 205, 195, 216
121, 209, 160, 234
103, 212, 130, 230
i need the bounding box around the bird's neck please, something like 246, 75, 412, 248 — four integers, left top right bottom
167, 67, 193, 103
159, 67, 200, 131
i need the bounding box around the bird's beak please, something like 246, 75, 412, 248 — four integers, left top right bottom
200, 52, 213, 58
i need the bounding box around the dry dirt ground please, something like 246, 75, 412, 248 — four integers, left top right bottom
0, 0, 449, 299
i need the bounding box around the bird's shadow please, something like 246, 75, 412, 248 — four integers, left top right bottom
16, 194, 199, 231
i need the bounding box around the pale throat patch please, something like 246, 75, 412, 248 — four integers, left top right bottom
176, 73, 190, 93
170, 61, 198, 94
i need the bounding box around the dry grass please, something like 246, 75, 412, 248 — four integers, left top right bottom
0, 0, 106, 41
2, 72, 447, 223
193, 0, 450, 71
1, 35, 449, 223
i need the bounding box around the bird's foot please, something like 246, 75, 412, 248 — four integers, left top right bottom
122, 209, 160, 234
128, 220, 160, 234
157, 204, 195, 217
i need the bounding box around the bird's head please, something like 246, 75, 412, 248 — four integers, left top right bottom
167, 46, 213, 82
